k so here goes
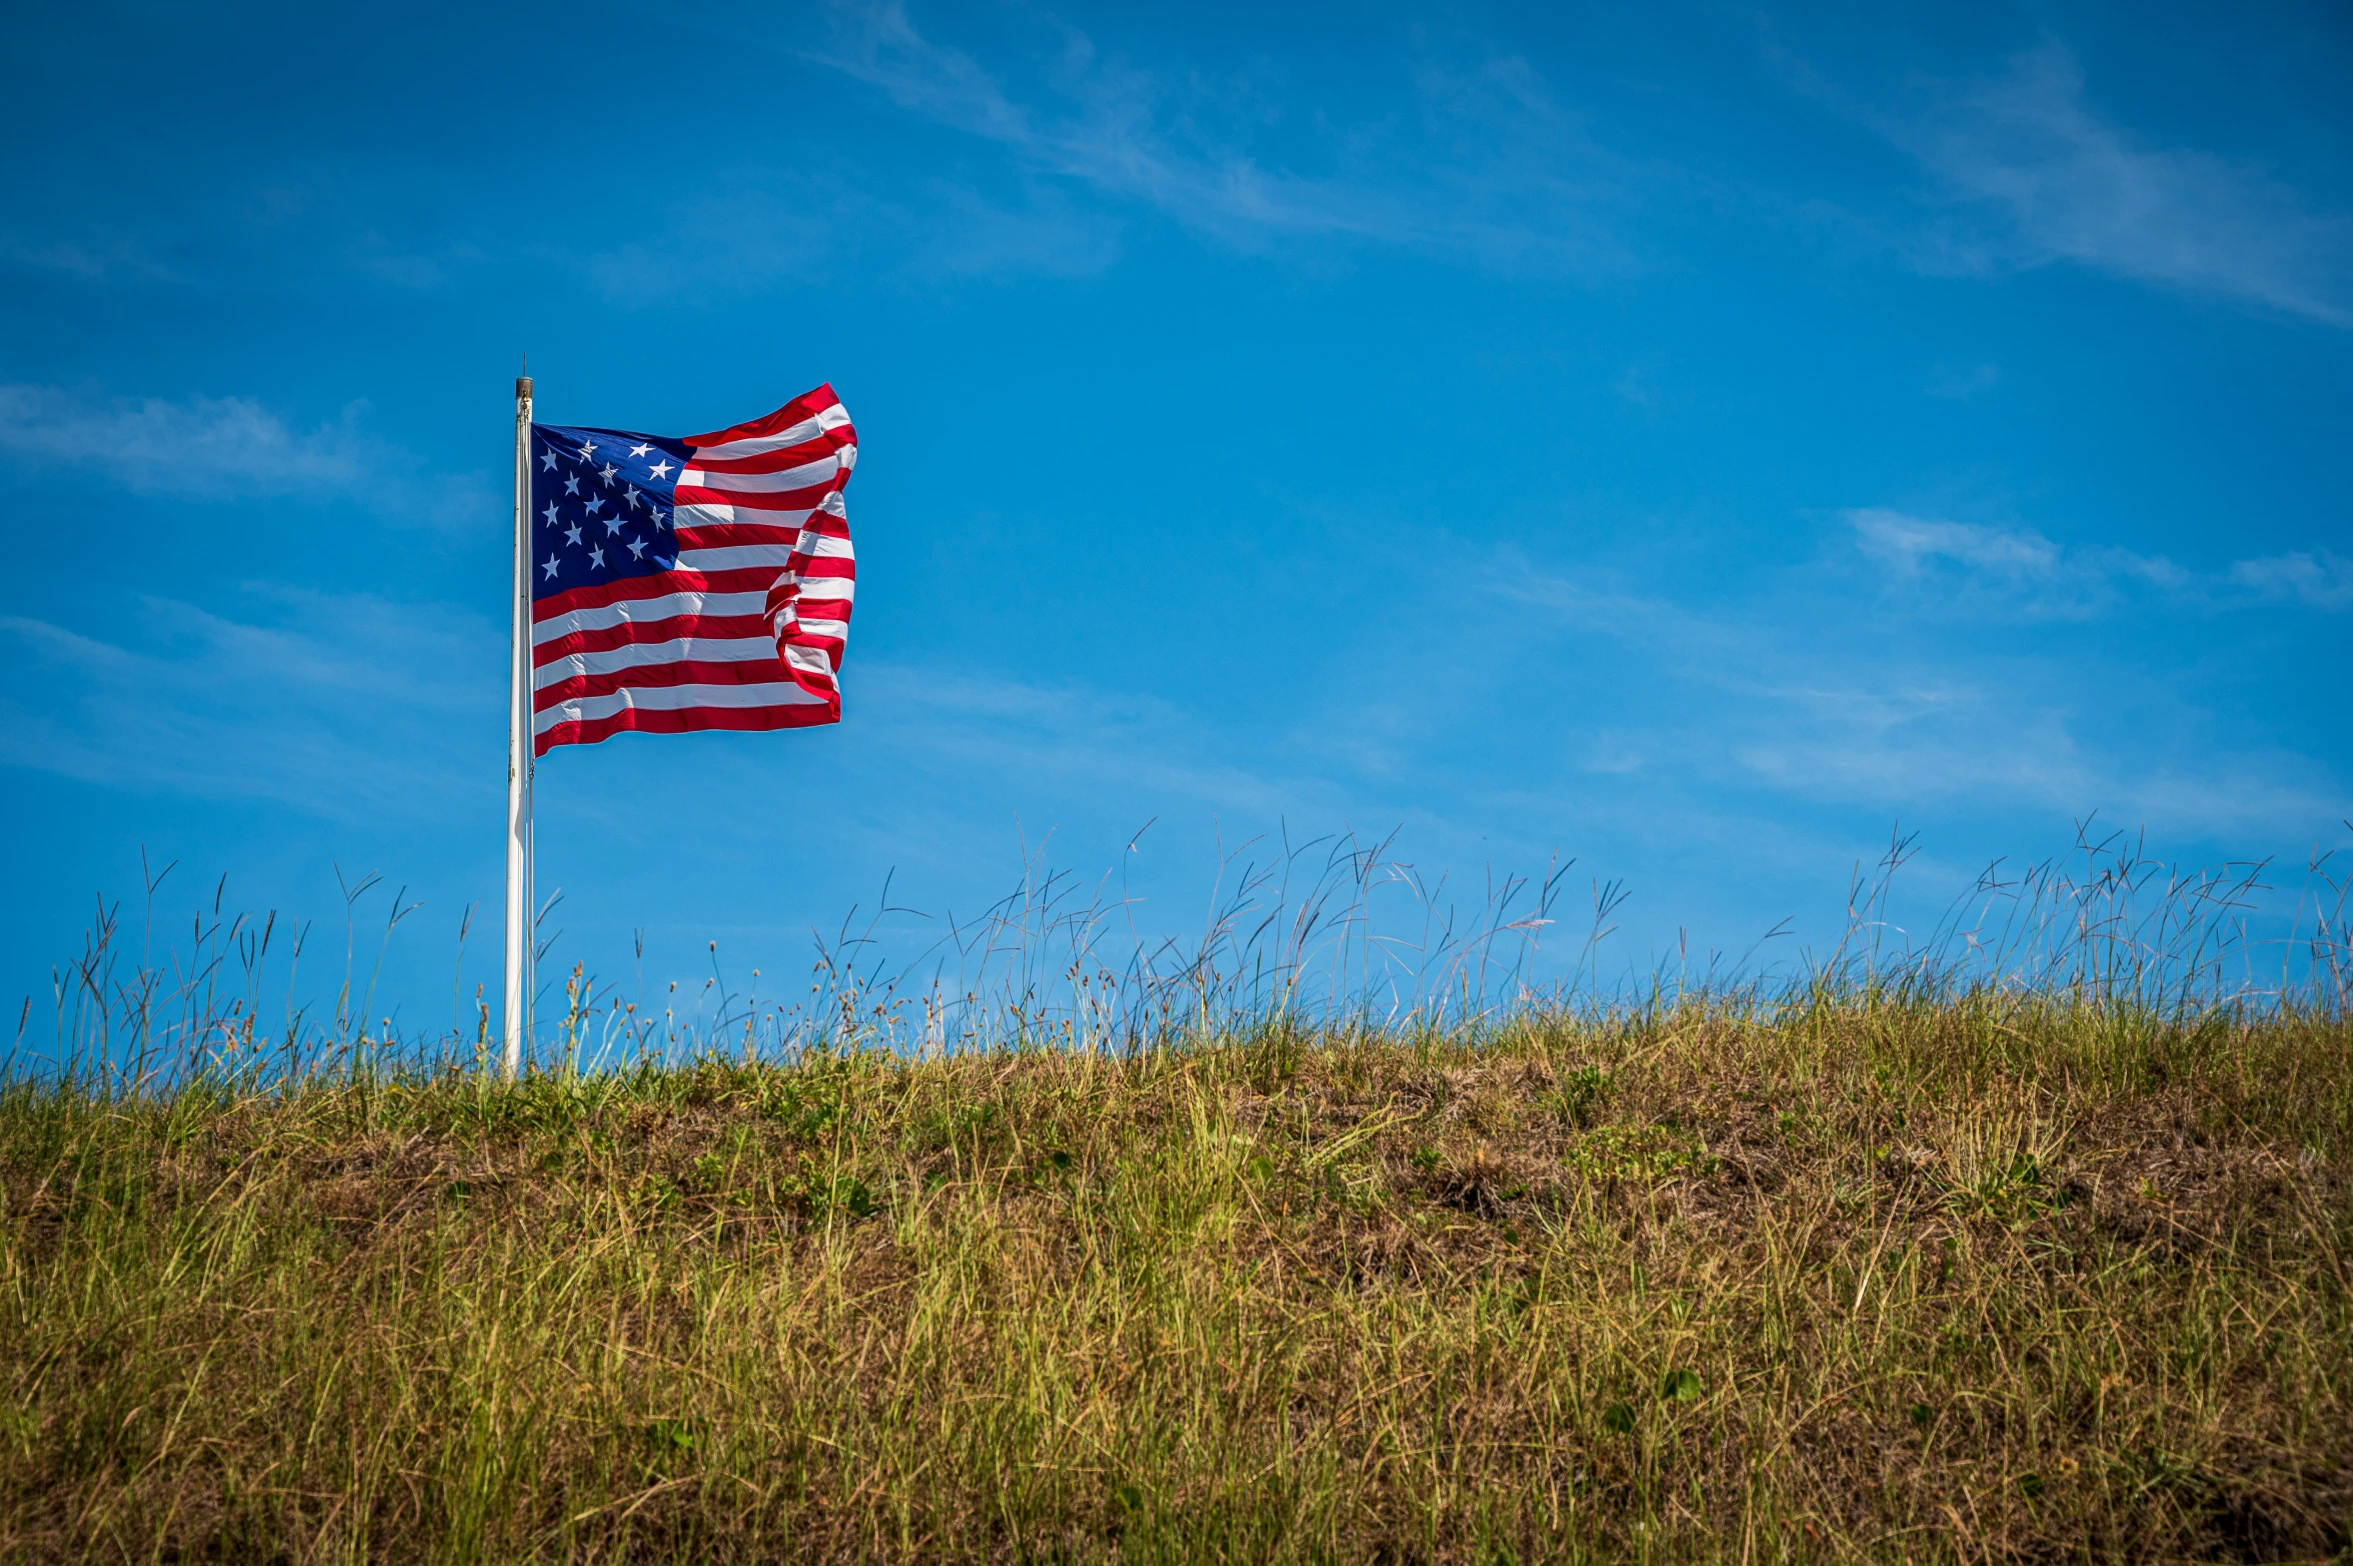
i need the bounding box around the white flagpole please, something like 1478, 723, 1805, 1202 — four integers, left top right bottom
503, 373, 534, 1079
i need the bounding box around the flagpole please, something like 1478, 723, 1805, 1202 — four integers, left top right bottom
503, 373, 534, 1079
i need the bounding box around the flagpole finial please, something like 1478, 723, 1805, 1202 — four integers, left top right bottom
517, 375, 533, 400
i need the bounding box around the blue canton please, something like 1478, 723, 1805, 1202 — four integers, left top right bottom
528, 422, 695, 599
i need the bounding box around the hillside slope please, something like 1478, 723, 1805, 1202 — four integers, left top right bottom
3, 1001, 2348, 1561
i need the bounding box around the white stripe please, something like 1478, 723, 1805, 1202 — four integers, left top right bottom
533, 635, 779, 689
802, 533, 854, 561
678, 545, 798, 572
674, 501, 816, 531
531, 589, 770, 646
535, 680, 828, 733
680, 452, 842, 494
689, 404, 850, 462
782, 644, 833, 675
794, 617, 849, 640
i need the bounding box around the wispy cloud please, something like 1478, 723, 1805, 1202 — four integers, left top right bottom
1731, 692, 2339, 838
1495, 543, 2349, 839
0, 588, 498, 816
1878, 44, 2353, 324
2227, 549, 2353, 611
1924, 361, 1999, 399
860, 663, 1309, 819
803, 0, 1637, 272
1850, 510, 2068, 580
1847, 508, 2348, 613
0, 228, 173, 283
582, 171, 1123, 299
815, 0, 1380, 243
0, 383, 492, 525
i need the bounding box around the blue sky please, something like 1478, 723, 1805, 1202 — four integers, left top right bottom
3, 0, 2348, 1036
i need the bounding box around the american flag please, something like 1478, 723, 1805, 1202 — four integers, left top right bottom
528, 385, 856, 754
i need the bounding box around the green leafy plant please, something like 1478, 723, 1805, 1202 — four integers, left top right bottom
1569, 1124, 1716, 1181
1545, 1064, 1611, 1127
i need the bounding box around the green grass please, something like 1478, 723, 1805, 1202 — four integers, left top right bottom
2, 995, 2349, 1562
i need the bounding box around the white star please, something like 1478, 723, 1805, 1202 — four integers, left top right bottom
576, 439, 596, 460
589, 545, 605, 569
650, 508, 667, 529
629, 442, 651, 458
541, 501, 559, 527
626, 536, 646, 559
539, 448, 558, 471
603, 514, 624, 536
625, 486, 641, 510
542, 554, 560, 579
584, 495, 603, 515
647, 459, 673, 480
564, 522, 583, 546
563, 473, 580, 496
598, 462, 619, 486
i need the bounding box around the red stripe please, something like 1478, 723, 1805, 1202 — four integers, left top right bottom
683, 385, 844, 448
533, 566, 783, 620
673, 522, 807, 550
660, 513, 846, 548
530, 613, 773, 665
771, 568, 853, 604
674, 478, 836, 512
686, 432, 850, 473
533, 656, 804, 709
536, 697, 841, 756
776, 621, 844, 652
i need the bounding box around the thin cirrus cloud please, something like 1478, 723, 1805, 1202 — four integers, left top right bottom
0, 382, 491, 525
1877, 43, 2353, 324
2227, 549, 2353, 610
809, 0, 1377, 243
1493, 548, 2346, 838
0, 590, 498, 817
1732, 702, 2340, 837
1497, 563, 2065, 814
0, 228, 173, 284
582, 171, 1124, 299
803, 0, 1637, 272
1847, 508, 2351, 612
857, 662, 1311, 825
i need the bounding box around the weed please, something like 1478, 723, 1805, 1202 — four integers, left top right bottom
2, 823, 2347, 1560
1567, 1122, 1715, 1181
1, 998, 2345, 1561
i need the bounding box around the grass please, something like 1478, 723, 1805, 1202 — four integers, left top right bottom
2, 990, 2348, 1563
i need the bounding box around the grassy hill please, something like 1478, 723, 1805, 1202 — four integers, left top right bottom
2, 994, 2347, 1562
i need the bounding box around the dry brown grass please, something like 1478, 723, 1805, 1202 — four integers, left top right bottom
2, 995, 2348, 1562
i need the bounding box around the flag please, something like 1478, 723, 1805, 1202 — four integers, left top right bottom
527, 385, 856, 755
